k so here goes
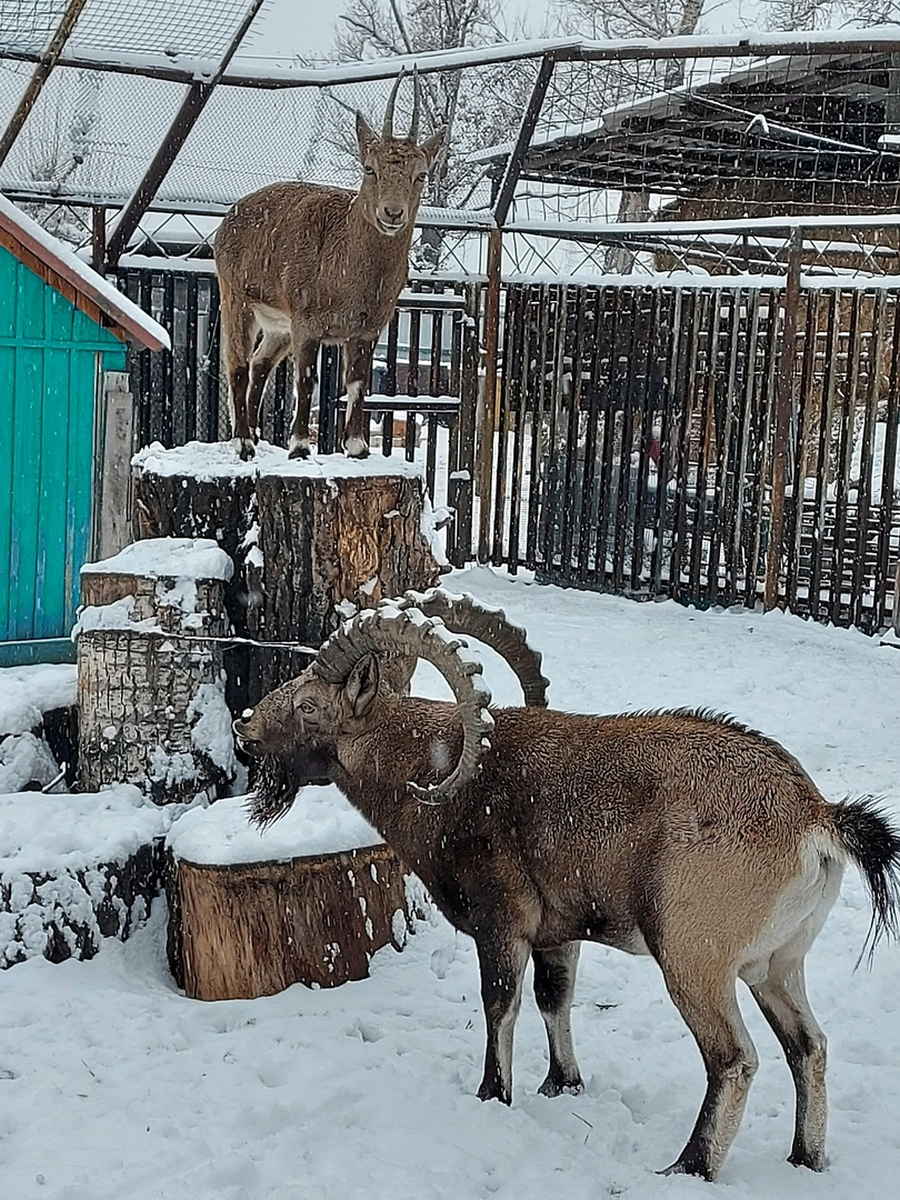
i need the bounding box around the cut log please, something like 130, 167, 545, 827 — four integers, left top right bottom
165, 790, 422, 998
0, 787, 167, 969
76, 538, 236, 803
132, 442, 442, 702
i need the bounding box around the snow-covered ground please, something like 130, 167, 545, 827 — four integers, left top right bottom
3, 568, 900, 1198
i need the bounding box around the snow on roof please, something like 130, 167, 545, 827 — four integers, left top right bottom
0, 192, 169, 350
133, 440, 427, 483
470, 42, 896, 165
14, 25, 900, 88
82, 538, 234, 583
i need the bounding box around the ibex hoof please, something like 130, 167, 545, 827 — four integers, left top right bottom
236, 438, 256, 462
288, 436, 311, 460
537, 1074, 584, 1098
343, 436, 369, 460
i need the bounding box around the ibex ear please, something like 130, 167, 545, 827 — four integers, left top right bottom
419, 126, 446, 166
356, 111, 379, 160
345, 653, 380, 718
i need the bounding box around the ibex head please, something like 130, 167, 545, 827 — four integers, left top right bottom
354, 67, 445, 237
236, 589, 550, 827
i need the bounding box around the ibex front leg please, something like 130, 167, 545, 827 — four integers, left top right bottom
475, 930, 530, 1105
289, 335, 320, 459
342, 337, 374, 459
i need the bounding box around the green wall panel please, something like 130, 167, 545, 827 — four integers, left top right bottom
0, 243, 125, 666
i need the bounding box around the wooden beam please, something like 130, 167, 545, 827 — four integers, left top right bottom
0, 0, 88, 168
104, 0, 266, 269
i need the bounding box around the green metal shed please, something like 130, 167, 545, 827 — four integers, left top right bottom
0, 194, 169, 666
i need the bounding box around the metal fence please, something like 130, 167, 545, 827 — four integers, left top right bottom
487, 278, 900, 633
118, 258, 900, 634
117, 264, 482, 566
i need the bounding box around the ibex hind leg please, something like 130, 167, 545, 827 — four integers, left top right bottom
289, 335, 320, 459
533, 943, 584, 1097
245, 326, 290, 451
221, 296, 257, 460
659, 959, 758, 1181
750, 959, 828, 1172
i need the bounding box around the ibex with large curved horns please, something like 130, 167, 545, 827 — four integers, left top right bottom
214, 68, 444, 460
234, 589, 900, 1182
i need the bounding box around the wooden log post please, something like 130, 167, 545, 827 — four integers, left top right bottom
165, 794, 424, 999
76, 538, 236, 803
132, 443, 442, 703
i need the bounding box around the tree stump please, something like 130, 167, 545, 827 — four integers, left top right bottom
165, 791, 422, 999
76, 538, 236, 804
132, 442, 442, 702
0, 786, 167, 969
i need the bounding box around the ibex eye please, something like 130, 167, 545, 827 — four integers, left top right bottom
299, 700, 317, 715
364, 166, 376, 176
416, 172, 428, 183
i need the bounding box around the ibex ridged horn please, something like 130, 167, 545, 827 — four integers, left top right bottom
382, 67, 406, 139
409, 65, 420, 141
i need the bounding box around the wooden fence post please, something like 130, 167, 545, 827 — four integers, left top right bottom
764, 229, 804, 611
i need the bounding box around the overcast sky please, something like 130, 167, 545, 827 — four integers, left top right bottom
250, 0, 766, 61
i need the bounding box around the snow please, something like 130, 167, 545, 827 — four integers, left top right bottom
508, 210, 900, 240
73, 596, 163, 637
0, 733, 59, 794
0, 786, 170, 875
187, 683, 237, 777
167, 788, 381, 865
83, 537, 234, 583
3, 567, 900, 1196
133, 440, 428, 483
24, 25, 900, 93
0, 664, 76, 737
0, 193, 170, 351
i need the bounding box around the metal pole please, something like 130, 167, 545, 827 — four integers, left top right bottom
478, 228, 503, 561
104, 0, 266, 268
91, 205, 106, 273
0, 0, 89, 167
492, 55, 555, 227
764, 228, 803, 611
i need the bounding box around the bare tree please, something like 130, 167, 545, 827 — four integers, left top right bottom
328, 0, 540, 267
20, 68, 102, 245
761, 0, 900, 27
559, 0, 706, 269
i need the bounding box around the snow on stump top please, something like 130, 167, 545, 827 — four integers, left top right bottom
82, 537, 233, 583
132, 441, 443, 707
165, 789, 421, 999
132, 440, 427, 483
0, 786, 171, 970
76, 539, 235, 804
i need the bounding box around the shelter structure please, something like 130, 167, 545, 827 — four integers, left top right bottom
0, 193, 168, 665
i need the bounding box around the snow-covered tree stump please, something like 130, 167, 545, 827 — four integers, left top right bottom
132, 443, 442, 702
0, 787, 168, 969
76, 539, 236, 804
165, 791, 423, 999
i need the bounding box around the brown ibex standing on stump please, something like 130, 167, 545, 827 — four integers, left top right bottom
214, 69, 444, 460
235, 589, 900, 1182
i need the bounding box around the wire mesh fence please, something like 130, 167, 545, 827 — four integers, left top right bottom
0, 0, 258, 58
